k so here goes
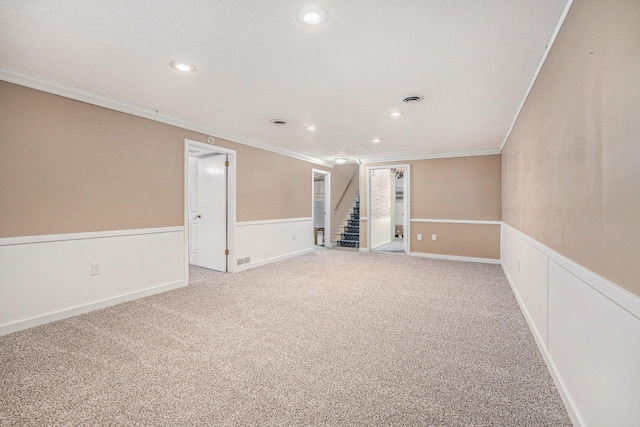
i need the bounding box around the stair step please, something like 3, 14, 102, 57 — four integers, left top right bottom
341, 227, 359, 233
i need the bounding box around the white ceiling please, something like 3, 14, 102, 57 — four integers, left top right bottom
0, 0, 569, 164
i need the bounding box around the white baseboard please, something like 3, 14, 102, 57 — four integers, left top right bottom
502, 223, 640, 426
410, 251, 501, 264
0, 227, 185, 336
235, 248, 313, 272
0, 280, 185, 336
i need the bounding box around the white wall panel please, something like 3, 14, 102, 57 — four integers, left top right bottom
502, 223, 640, 427
234, 218, 313, 272
511, 237, 549, 349
0, 228, 185, 335
549, 260, 640, 427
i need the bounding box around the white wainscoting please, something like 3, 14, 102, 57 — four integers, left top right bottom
501, 223, 640, 427
0, 227, 186, 336
234, 218, 314, 272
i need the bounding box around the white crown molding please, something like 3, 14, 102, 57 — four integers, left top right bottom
0, 67, 334, 168
359, 148, 502, 164
500, 0, 575, 150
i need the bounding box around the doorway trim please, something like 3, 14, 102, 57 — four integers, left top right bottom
366, 164, 411, 253
184, 139, 237, 281
312, 169, 331, 248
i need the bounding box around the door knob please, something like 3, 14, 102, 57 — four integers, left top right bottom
195, 215, 201, 219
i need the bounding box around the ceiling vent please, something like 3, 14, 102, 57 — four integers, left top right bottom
271, 119, 288, 125
402, 95, 424, 104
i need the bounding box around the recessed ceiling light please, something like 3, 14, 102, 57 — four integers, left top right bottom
296, 6, 329, 25
388, 111, 404, 117
304, 12, 321, 24
306, 125, 317, 131
169, 60, 196, 72
372, 138, 383, 143
271, 119, 288, 125
335, 158, 346, 165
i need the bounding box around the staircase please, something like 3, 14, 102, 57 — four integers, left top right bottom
336, 193, 360, 248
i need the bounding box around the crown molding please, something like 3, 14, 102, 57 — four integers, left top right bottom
358, 148, 502, 164
0, 67, 334, 168
500, 0, 575, 150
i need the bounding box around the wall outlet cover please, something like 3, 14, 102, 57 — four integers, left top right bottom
91, 263, 101, 276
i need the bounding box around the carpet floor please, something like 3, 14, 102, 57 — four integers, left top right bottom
0, 248, 571, 426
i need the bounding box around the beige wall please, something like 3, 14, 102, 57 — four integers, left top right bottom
411, 155, 501, 220
232, 143, 323, 222
0, 82, 330, 238
360, 155, 501, 259
411, 223, 500, 259
502, 0, 640, 296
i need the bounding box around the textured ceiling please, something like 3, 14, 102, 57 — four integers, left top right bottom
0, 0, 569, 163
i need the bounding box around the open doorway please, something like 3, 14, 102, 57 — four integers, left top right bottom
312, 169, 331, 247
184, 139, 236, 278
367, 165, 410, 254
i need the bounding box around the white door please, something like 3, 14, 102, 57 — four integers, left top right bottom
188, 158, 199, 265
196, 154, 227, 272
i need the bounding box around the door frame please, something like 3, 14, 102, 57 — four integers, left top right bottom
184, 139, 237, 280
366, 164, 411, 254
312, 169, 331, 248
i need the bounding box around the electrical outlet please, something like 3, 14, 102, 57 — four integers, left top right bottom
432, 234, 437, 241
292, 234, 296, 240
518, 261, 521, 272
91, 263, 101, 276
417, 234, 422, 241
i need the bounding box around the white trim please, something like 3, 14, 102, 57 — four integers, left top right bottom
359, 247, 368, 252
235, 248, 313, 272
359, 148, 502, 164
500, 0, 575, 150
502, 223, 640, 320
366, 164, 411, 253
410, 252, 501, 264
236, 217, 313, 227
0, 280, 185, 336
0, 226, 184, 246
0, 67, 159, 120
0, 67, 333, 168
411, 219, 501, 225
184, 139, 237, 274
360, 216, 368, 221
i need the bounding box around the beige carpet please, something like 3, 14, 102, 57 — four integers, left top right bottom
0, 248, 571, 426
